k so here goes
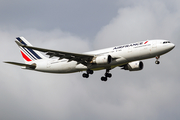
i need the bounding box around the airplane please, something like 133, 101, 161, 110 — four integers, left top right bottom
4, 37, 175, 81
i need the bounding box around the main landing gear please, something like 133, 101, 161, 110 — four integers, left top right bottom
82, 69, 112, 82
101, 69, 112, 82
155, 56, 160, 64
82, 69, 94, 78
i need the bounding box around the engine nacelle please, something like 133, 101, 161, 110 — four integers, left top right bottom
92, 55, 112, 65
122, 61, 144, 71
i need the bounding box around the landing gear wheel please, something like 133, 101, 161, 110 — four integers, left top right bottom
87, 70, 94, 74
82, 73, 89, 78
155, 61, 160, 64
82, 70, 94, 78
105, 73, 112, 78
100, 69, 112, 81
101, 77, 107, 81
155, 56, 160, 65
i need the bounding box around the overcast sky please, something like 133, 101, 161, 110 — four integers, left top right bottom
1, 0, 180, 120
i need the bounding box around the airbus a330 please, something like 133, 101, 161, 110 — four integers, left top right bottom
5, 37, 175, 81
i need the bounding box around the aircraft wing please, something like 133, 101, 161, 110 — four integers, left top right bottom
15, 41, 94, 66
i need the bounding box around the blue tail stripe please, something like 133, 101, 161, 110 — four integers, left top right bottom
27, 48, 42, 59
21, 47, 35, 61
21, 47, 37, 60
17, 37, 42, 60
16, 37, 27, 45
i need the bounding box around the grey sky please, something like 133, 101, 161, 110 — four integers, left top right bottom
1, 0, 180, 120
0, 0, 120, 38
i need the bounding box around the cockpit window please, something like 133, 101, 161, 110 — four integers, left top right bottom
163, 41, 171, 44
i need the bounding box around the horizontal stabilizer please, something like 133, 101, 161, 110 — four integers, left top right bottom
4, 61, 36, 69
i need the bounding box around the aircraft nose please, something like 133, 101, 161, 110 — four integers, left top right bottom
171, 43, 175, 49
168, 43, 175, 50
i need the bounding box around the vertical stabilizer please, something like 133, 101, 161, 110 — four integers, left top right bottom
16, 37, 47, 63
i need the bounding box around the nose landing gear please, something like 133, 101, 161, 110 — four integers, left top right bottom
155, 56, 160, 64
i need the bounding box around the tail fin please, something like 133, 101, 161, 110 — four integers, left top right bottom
16, 37, 47, 63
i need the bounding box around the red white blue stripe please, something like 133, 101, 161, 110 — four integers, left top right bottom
16, 37, 42, 61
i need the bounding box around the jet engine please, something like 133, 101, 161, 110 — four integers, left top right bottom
92, 55, 112, 65
122, 61, 144, 71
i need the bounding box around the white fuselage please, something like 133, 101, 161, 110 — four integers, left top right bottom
30, 40, 175, 73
